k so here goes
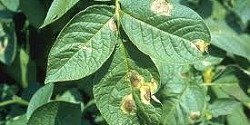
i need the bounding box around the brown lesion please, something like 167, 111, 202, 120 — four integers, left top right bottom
126, 70, 160, 105
140, 86, 151, 105
191, 39, 210, 53
129, 70, 143, 88
120, 94, 136, 115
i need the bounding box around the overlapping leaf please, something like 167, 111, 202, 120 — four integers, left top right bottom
45, 5, 117, 83
93, 41, 161, 125
207, 19, 250, 60
120, 0, 210, 66
159, 68, 207, 125
41, 0, 80, 28
27, 101, 81, 125
230, 0, 250, 27
26, 83, 54, 119
211, 66, 250, 108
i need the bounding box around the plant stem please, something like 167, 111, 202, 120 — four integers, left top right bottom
115, 0, 120, 30
0, 97, 29, 107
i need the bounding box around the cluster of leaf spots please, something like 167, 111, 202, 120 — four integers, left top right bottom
128, 70, 159, 105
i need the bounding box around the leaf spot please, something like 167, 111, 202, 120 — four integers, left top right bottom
191, 39, 210, 53
129, 70, 143, 88
189, 111, 201, 121
151, 0, 173, 16
108, 18, 117, 31
140, 86, 151, 105
120, 94, 136, 115
78, 44, 94, 52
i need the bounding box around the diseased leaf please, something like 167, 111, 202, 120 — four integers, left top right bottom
26, 83, 54, 120
93, 41, 161, 125
132, 89, 162, 125
120, 0, 210, 67
45, 5, 117, 83
210, 99, 240, 117
27, 101, 81, 125
41, 0, 80, 27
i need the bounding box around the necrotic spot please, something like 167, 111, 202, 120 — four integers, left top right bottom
151, 0, 173, 16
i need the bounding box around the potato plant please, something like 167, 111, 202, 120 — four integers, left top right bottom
0, 0, 250, 125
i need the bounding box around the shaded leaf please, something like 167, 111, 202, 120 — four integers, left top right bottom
26, 83, 54, 120
207, 19, 250, 60
231, 0, 250, 27
0, 19, 17, 65
5, 115, 27, 125
27, 101, 81, 125
210, 99, 240, 117
227, 106, 250, 125
19, 0, 46, 28
212, 66, 250, 108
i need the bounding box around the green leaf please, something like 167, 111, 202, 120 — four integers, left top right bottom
26, 83, 54, 120
27, 101, 81, 125
56, 88, 82, 104
41, 0, 80, 28
231, 0, 250, 27
120, 0, 210, 66
45, 5, 118, 83
160, 74, 207, 125
0, 0, 19, 12
93, 41, 161, 125
56, 88, 84, 111
0, 19, 17, 65
210, 99, 240, 117
5, 115, 27, 125
211, 66, 250, 108
227, 106, 250, 125
207, 19, 250, 60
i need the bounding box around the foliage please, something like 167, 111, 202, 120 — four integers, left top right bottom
0, 0, 250, 125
